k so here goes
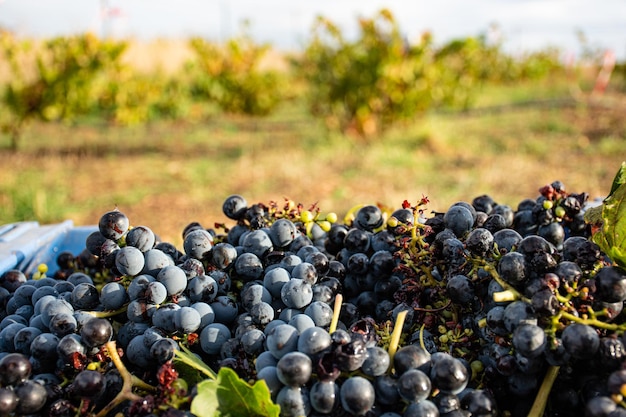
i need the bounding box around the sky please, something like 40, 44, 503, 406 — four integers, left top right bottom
0, 0, 625, 59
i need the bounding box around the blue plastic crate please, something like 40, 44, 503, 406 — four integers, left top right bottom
0, 220, 97, 278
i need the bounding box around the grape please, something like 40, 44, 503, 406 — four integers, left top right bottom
288, 313, 316, 334
266, 323, 299, 360
0, 352, 32, 385
397, 368, 432, 403
512, 323, 546, 359
595, 266, 626, 303
361, 346, 390, 377
263, 267, 291, 298
48, 312, 77, 337
71, 369, 105, 398
13, 326, 42, 355
393, 344, 432, 375
309, 380, 339, 414
276, 386, 311, 417
234, 252, 264, 281
222, 194, 248, 220
460, 389, 498, 416
210, 242, 238, 270
150, 337, 179, 364
191, 301, 215, 328
240, 328, 266, 355
152, 303, 180, 333
291, 262, 318, 285
126, 335, 152, 369
125, 225, 156, 252
98, 210, 130, 241
127, 274, 155, 300
354, 205, 384, 232
281, 278, 313, 309
187, 273, 218, 305
183, 229, 214, 261
145, 280, 168, 305
0, 387, 18, 415
210, 295, 239, 325
276, 351, 312, 387
115, 246, 145, 277
127, 299, 157, 323
142, 248, 174, 277
174, 306, 201, 333
242, 229, 273, 258
156, 265, 188, 297
57, 333, 87, 365
256, 366, 283, 399
340, 376, 375, 415
343, 228, 371, 253
200, 323, 231, 355
446, 274, 474, 305
297, 326, 331, 356
80, 317, 113, 348
562, 323, 600, 359
404, 399, 440, 417
303, 300, 333, 327
14, 379, 48, 414
429, 353, 469, 395
249, 301, 274, 325
100, 281, 129, 310
268, 218, 298, 248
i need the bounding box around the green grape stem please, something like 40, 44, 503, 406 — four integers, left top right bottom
528, 365, 560, 417
96, 341, 155, 417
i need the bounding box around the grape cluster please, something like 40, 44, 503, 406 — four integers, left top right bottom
0, 183, 623, 417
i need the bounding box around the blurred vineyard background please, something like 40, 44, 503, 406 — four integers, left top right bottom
1, 9, 625, 248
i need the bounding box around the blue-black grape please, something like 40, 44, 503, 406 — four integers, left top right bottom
98, 210, 129, 241
115, 245, 145, 277
276, 351, 312, 387
14, 379, 48, 414
309, 380, 339, 414
340, 376, 375, 415
266, 323, 299, 360
156, 265, 188, 297
397, 368, 432, 403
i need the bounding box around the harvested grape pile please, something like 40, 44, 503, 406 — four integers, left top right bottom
1, 164, 626, 417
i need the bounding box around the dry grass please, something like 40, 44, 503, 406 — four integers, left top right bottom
1, 89, 624, 249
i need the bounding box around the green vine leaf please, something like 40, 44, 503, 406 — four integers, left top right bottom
587, 162, 626, 269
190, 367, 280, 417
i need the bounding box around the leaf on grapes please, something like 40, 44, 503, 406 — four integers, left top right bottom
190, 367, 280, 417
590, 162, 626, 269
173, 345, 217, 380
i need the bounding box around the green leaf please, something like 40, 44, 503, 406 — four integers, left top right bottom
590, 162, 626, 268
190, 367, 280, 417
173, 345, 217, 380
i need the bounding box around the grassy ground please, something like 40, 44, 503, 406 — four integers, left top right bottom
1, 78, 625, 249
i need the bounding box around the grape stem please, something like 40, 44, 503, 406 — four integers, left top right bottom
387, 309, 408, 372
96, 341, 156, 417
528, 365, 560, 417
329, 293, 343, 334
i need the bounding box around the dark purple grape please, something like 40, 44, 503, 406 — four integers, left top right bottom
0, 352, 32, 385
98, 210, 130, 241
71, 369, 105, 398
276, 351, 312, 387
14, 380, 47, 414
340, 376, 375, 416
354, 205, 384, 232
222, 194, 248, 220
397, 368, 432, 403
80, 317, 113, 348
0, 387, 18, 415
595, 266, 626, 303
562, 323, 600, 359
429, 353, 469, 394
